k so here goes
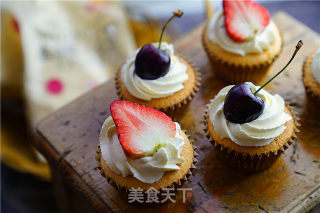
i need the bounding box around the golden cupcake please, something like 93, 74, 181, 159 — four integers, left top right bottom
302, 49, 320, 111
204, 42, 302, 171
204, 82, 297, 171
116, 11, 200, 119
202, 0, 282, 84
97, 100, 196, 204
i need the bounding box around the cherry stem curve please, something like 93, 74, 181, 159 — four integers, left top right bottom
158, 10, 183, 49
254, 40, 303, 96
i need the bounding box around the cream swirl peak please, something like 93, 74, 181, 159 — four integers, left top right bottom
121, 42, 188, 101
99, 116, 185, 184
208, 10, 278, 56
208, 82, 292, 146
311, 49, 320, 83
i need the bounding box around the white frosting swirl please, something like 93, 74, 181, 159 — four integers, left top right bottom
99, 116, 185, 184
311, 49, 320, 83
121, 42, 188, 101
208, 10, 278, 56
208, 82, 292, 146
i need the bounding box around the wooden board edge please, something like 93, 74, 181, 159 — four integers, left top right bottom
274, 12, 320, 37
33, 129, 114, 213
280, 184, 320, 213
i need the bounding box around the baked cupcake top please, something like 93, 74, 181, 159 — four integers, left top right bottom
99, 100, 185, 183
207, 0, 278, 56
207, 82, 292, 146
311, 49, 320, 83
120, 42, 189, 101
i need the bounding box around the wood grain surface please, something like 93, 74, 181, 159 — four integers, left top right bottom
34, 12, 320, 213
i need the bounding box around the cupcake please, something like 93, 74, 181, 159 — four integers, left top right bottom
116, 11, 200, 119
203, 41, 303, 171
204, 82, 297, 171
302, 49, 320, 111
202, 0, 282, 84
97, 100, 196, 204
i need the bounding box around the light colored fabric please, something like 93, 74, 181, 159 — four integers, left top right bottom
1, 1, 136, 179
7, 1, 136, 126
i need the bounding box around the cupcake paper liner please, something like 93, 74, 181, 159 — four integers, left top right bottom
203, 98, 300, 172
202, 23, 283, 84
115, 56, 201, 121
302, 52, 320, 112
96, 132, 198, 206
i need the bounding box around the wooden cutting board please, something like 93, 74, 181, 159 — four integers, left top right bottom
34, 12, 320, 213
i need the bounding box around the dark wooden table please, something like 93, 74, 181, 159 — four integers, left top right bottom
34, 12, 320, 213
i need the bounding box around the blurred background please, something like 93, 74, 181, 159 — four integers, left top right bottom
1, 0, 320, 212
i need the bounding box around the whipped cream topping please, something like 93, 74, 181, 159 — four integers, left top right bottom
99, 116, 185, 184
311, 49, 320, 83
121, 42, 188, 101
208, 10, 278, 56
208, 82, 292, 146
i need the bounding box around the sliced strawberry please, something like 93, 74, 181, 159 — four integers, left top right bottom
12, 17, 19, 33
223, 0, 270, 42
110, 100, 176, 158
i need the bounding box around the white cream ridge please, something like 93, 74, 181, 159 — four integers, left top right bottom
121, 42, 189, 101
311, 49, 320, 83
208, 82, 292, 146
208, 10, 279, 56
99, 116, 185, 183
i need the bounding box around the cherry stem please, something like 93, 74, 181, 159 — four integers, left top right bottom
158, 10, 183, 49
254, 40, 303, 96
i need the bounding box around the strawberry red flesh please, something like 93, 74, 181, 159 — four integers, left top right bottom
12, 17, 20, 33
110, 100, 176, 158
223, 0, 270, 43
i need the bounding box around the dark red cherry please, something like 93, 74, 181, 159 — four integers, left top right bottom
134, 10, 183, 80
222, 40, 303, 124
135, 44, 170, 80
223, 83, 264, 124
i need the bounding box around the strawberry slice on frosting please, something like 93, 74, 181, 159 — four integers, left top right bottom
110, 100, 176, 158
223, 0, 270, 42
